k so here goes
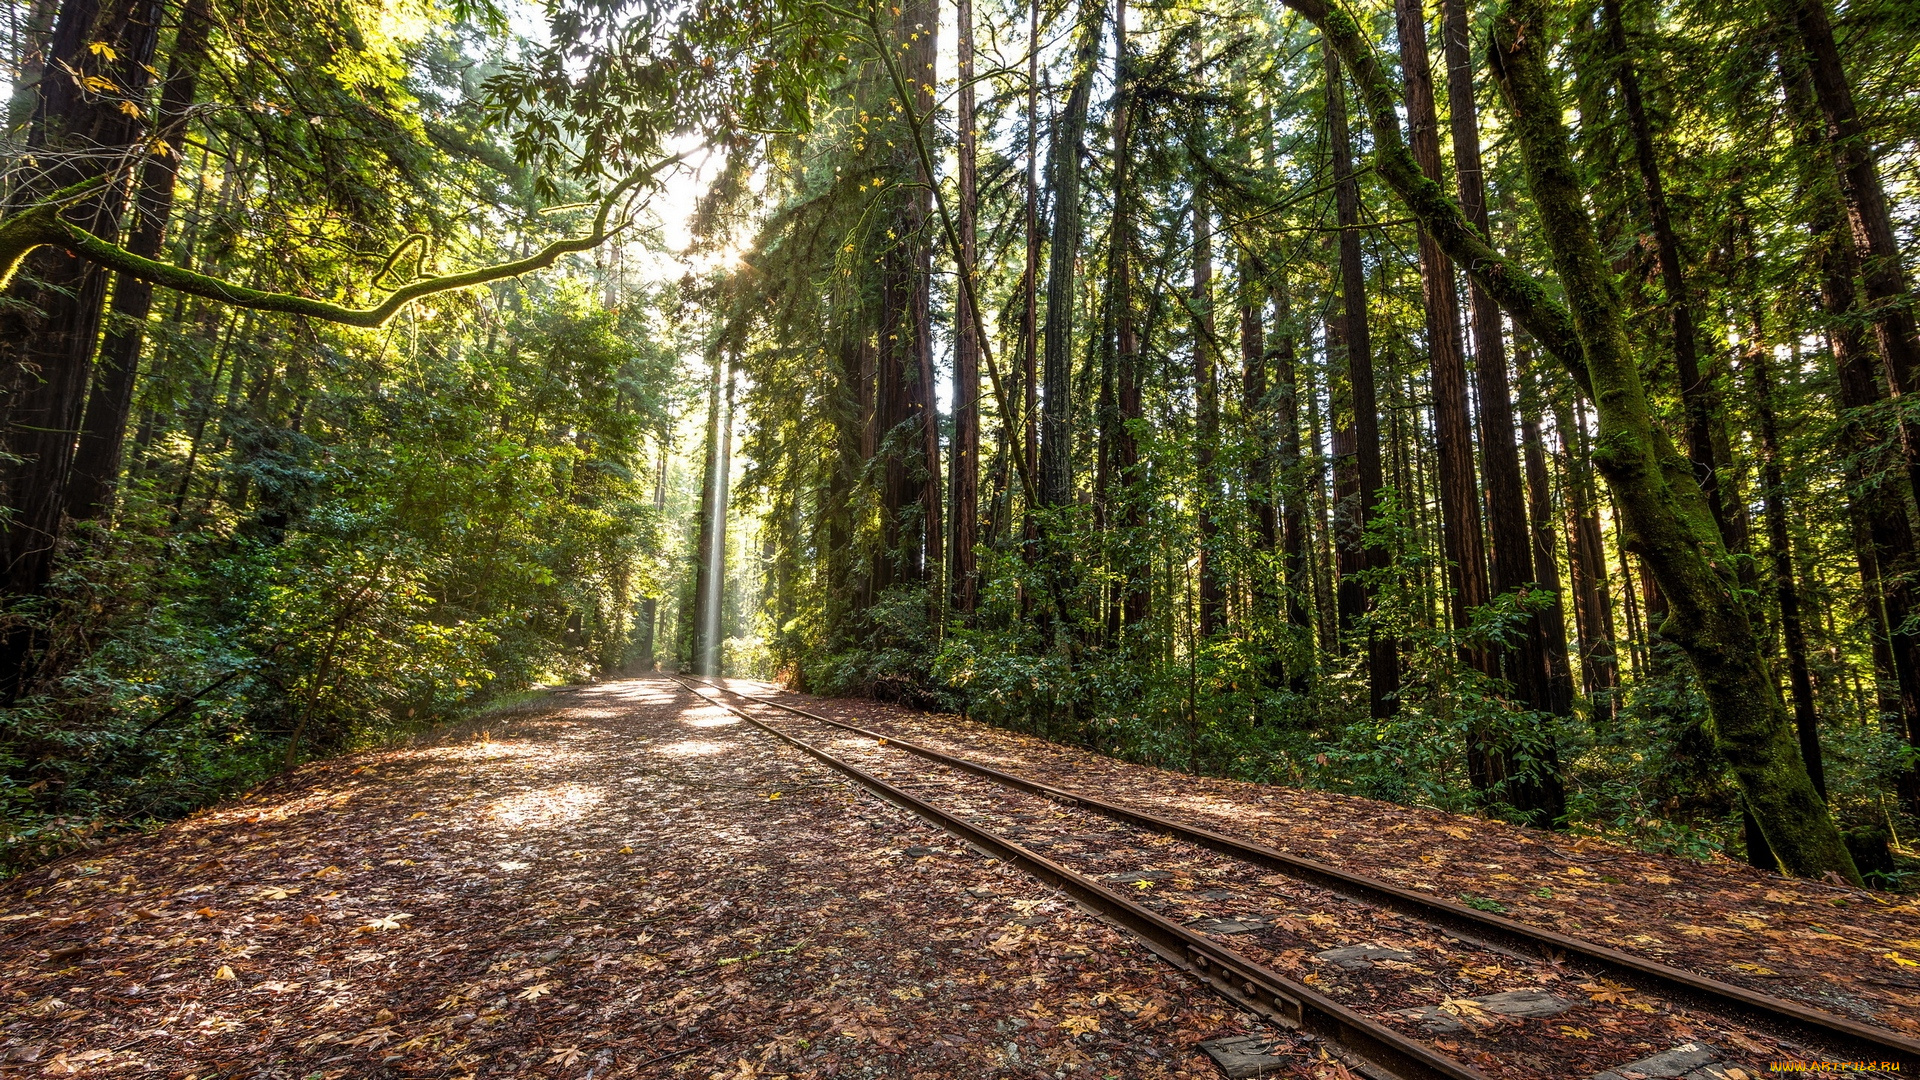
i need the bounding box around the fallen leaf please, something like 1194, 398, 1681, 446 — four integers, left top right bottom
1579, 979, 1656, 1012
355, 913, 413, 933
1058, 1014, 1100, 1036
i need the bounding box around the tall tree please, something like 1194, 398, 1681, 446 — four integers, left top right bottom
1440, 0, 1566, 732
1191, 36, 1223, 638
1039, 5, 1098, 511
0, 0, 163, 609
949, 0, 980, 616
1110, 0, 1149, 632
1272, 273, 1313, 688
1783, 0, 1920, 401
1324, 42, 1398, 718
1600, 0, 1726, 538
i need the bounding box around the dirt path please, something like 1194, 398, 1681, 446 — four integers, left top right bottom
0, 677, 1273, 1079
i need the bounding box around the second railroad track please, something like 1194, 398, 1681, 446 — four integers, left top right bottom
667, 674, 1920, 1080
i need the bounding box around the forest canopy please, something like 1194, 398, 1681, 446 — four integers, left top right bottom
1, 0, 1916, 887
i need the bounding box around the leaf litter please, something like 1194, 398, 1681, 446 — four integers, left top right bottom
0, 677, 1333, 1077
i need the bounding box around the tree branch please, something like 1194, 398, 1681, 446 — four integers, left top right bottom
1, 155, 684, 328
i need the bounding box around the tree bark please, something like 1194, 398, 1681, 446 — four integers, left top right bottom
1274, 273, 1312, 690
1441, 0, 1565, 744
1516, 344, 1575, 717
1111, 0, 1148, 631
1780, 45, 1920, 812
1393, 0, 1489, 659
691, 354, 729, 674
1242, 251, 1280, 663
1192, 44, 1222, 639
1039, 10, 1095, 511
1739, 294, 1825, 800
1785, 0, 1920, 406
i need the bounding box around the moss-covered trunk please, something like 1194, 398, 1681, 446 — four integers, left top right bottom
1482, 0, 1853, 881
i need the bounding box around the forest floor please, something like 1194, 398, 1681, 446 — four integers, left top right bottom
1, 675, 1917, 1080
0, 677, 1265, 1079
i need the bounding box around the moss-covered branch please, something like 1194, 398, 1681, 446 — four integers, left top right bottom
0, 156, 681, 329
0, 174, 113, 292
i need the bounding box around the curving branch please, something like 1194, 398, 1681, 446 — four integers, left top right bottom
0, 154, 684, 328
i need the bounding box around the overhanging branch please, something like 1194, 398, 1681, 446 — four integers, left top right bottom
0, 154, 685, 328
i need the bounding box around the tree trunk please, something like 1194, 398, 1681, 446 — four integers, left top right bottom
1242, 251, 1280, 657
1555, 395, 1621, 709
1021, 0, 1040, 499
637, 435, 670, 670
1739, 294, 1825, 800
1780, 45, 1920, 812
1517, 351, 1575, 717
1274, 274, 1312, 690
1392, 0, 1489, 657
1778, 13, 1920, 812
1040, 10, 1095, 511
1308, 326, 1338, 656
1785, 0, 1920, 403
911, 0, 942, 615
1110, 0, 1148, 631
1397, 0, 1540, 806
691, 354, 728, 675
875, 0, 938, 595
1325, 43, 1398, 717
66, 0, 210, 522
1192, 45, 1223, 639
1441, 0, 1566, 756
949, 0, 980, 617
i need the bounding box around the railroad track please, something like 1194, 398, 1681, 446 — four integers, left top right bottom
666, 674, 1920, 1079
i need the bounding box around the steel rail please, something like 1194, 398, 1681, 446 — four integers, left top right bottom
683, 676, 1920, 1070
668, 674, 1486, 1080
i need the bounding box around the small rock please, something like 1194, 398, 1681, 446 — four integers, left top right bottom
1314, 944, 1415, 970
1474, 990, 1571, 1019
1589, 1042, 1720, 1080
1188, 917, 1265, 935
1103, 870, 1171, 883
1198, 1035, 1292, 1078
